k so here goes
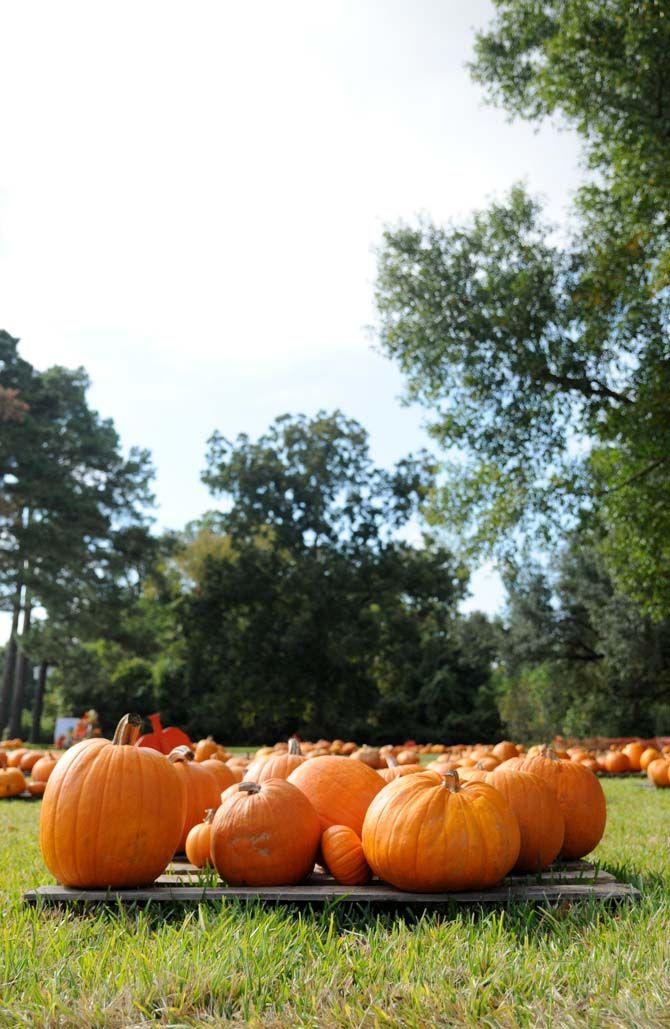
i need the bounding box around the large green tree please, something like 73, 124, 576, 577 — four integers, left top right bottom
375, 0, 670, 618
155, 412, 500, 742
0, 332, 155, 736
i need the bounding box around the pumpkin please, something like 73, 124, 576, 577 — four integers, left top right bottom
249, 737, 306, 782
509, 746, 606, 859
321, 824, 371, 885
350, 746, 383, 770
378, 763, 423, 783
486, 768, 564, 872
603, 751, 631, 774
7, 748, 28, 768
622, 742, 645, 771
27, 781, 46, 796
0, 750, 27, 797
640, 747, 662, 771
288, 755, 384, 835
226, 762, 245, 783
472, 755, 499, 772
19, 750, 44, 772
492, 741, 518, 763
210, 779, 321, 886
194, 736, 220, 762
168, 746, 222, 852
362, 770, 520, 892
40, 714, 186, 888
396, 749, 419, 766
31, 753, 58, 783
200, 758, 236, 794
647, 758, 670, 788
185, 809, 215, 867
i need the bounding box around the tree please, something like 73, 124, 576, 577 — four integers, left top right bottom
155, 412, 498, 742
0, 332, 155, 736
497, 539, 670, 738
375, 0, 670, 618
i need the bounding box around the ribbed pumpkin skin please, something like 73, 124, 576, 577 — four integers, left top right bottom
362, 771, 520, 892
200, 758, 236, 794
492, 741, 518, 763
288, 756, 384, 835
321, 825, 371, 885
169, 753, 222, 852
512, 749, 606, 859
487, 769, 564, 872
210, 779, 320, 886
40, 732, 186, 887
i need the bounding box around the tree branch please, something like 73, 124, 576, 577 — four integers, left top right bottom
535, 369, 634, 406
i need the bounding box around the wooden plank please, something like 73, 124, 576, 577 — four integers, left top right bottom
156, 867, 616, 886
24, 874, 639, 908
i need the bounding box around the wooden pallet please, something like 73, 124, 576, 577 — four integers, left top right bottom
24, 860, 639, 908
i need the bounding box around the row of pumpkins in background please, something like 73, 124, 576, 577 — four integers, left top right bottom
39, 718, 608, 893
5, 729, 670, 801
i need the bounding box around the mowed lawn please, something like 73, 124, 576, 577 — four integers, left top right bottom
1, 780, 669, 1026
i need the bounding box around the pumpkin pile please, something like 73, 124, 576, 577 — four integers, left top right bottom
0, 743, 61, 798
36, 720, 611, 894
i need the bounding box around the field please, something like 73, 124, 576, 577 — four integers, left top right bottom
1, 780, 669, 1027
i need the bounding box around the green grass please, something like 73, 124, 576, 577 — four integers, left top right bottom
1, 780, 669, 1026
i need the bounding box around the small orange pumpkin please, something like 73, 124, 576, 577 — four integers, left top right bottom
603, 751, 630, 774
19, 750, 44, 772
321, 825, 371, 885
0, 750, 27, 797
194, 736, 220, 762
185, 809, 215, 867
640, 747, 662, 771
30, 753, 58, 783
622, 742, 645, 771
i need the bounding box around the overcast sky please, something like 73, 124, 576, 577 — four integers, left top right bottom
0, 0, 581, 616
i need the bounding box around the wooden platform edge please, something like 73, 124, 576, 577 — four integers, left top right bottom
23, 879, 640, 908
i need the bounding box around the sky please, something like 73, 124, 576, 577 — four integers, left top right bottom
0, 0, 582, 616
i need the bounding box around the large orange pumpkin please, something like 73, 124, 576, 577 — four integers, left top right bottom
603, 751, 630, 774
487, 768, 564, 872
288, 756, 384, 835
199, 758, 236, 794
0, 751, 27, 797
210, 779, 320, 886
622, 741, 645, 771
194, 736, 220, 762
640, 747, 662, 771
492, 741, 518, 763
250, 737, 306, 782
511, 747, 606, 859
647, 758, 670, 788
40, 714, 186, 888
321, 824, 371, 885
185, 809, 215, 867
31, 753, 58, 783
168, 746, 222, 852
362, 770, 520, 892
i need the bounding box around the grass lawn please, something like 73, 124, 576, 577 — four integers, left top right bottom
1, 780, 669, 1026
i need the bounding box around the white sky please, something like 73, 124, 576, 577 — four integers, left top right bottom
0, 0, 581, 617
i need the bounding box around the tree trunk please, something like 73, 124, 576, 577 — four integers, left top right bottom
30, 660, 48, 743
8, 598, 32, 739
0, 587, 22, 733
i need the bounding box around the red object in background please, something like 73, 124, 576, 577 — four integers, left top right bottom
135, 713, 192, 754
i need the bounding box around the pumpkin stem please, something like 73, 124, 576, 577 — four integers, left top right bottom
442, 769, 460, 792
288, 737, 301, 756
112, 714, 143, 747
386, 754, 398, 768
239, 781, 261, 795
168, 745, 196, 764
